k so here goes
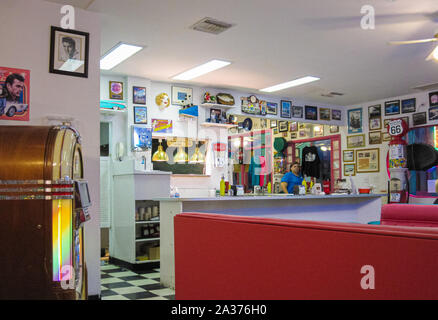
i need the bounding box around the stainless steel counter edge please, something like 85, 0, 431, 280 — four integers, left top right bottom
113, 170, 173, 176
156, 194, 386, 201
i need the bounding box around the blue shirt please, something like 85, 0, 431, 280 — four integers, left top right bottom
281, 172, 303, 194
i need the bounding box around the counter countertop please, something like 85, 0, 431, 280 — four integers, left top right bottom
157, 193, 385, 202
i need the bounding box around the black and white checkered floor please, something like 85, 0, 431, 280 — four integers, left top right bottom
100, 263, 175, 300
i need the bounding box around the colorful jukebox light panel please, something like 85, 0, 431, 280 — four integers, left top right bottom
52, 199, 73, 282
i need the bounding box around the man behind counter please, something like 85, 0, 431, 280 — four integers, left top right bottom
281, 162, 304, 194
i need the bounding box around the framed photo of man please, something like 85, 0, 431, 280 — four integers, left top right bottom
49, 26, 89, 78
0, 66, 30, 121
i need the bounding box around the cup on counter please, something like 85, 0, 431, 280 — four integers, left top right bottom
208, 188, 216, 197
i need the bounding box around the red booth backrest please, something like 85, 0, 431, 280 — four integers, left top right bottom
174, 213, 438, 300
381, 204, 438, 227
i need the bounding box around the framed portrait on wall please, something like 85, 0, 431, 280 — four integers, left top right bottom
280, 100, 292, 118
356, 148, 380, 173
292, 106, 304, 118
49, 26, 89, 78
0, 66, 31, 121
347, 108, 362, 134
290, 121, 298, 132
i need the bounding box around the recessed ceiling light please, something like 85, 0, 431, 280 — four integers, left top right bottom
172, 59, 231, 81
259, 76, 320, 92
100, 42, 144, 70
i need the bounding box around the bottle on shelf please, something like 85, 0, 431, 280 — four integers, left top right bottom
220, 174, 226, 196
267, 181, 272, 194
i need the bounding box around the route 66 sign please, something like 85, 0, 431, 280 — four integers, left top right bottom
388, 119, 408, 137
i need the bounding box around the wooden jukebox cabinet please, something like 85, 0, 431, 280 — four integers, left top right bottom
0, 126, 91, 300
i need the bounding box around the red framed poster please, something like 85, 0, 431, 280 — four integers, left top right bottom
0, 66, 30, 121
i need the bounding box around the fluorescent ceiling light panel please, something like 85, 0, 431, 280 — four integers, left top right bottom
100, 43, 143, 70
172, 59, 231, 80
433, 45, 438, 61
260, 76, 320, 92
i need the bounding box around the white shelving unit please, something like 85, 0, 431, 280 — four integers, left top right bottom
111, 160, 171, 268
100, 108, 127, 116
200, 103, 236, 109
201, 122, 237, 129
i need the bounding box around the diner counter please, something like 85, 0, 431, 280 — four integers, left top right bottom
159, 193, 385, 289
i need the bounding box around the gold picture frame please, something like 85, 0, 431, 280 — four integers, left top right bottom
343, 150, 355, 162
347, 134, 366, 148
356, 148, 380, 173
344, 163, 356, 176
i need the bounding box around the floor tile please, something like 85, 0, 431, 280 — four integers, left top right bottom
143, 272, 160, 279
100, 289, 119, 297
103, 282, 134, 289
112, 286, 146, 295
127, 278, 159, 287
140, 283, 167, 291
163, 295, 175, 300
101, 277, 125, 285
102, 295, 130, 300
150, 288, 175, 296
110, 271, 139, 278
139, 296, 168, 300
119, 275, 147, 281
122, 291, 158, 300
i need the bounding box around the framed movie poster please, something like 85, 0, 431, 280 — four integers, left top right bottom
348, 108, 362, 134
133, 86, 146, 105
0, 66, 30, 121
280, 100, 292, 118
305, 105, 318, 120
356, 148, 380, 173
49, 26, 89, 78
109, 81, 124, 100
133, 106, 147, 124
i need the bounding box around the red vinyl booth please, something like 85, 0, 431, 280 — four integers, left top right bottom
174, 213, 438, 300
381, 204, 438, 227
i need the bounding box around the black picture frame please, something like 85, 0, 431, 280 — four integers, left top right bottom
429, 106, 438, 121
133, 86, 147, 105
292, 106, 304, 118
278, 121, 288, 132
412, 112, 427, 126
49, 26, 89, 78
368, 104, 381, 118
305, 105, 318, 120
280, 100, 292, 118
133, 106, 147, 124
332, 109, 342, 121
429, 91, 438, 107
384, 100, 400, 116
266, 102, 278, 115
401, 98, 416, 114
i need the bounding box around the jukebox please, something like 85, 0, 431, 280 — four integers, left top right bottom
0, 125, 91, 300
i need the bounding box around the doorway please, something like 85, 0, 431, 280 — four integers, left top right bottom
285, 135, 341, 192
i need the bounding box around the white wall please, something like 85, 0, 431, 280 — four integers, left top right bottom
1, 0, 101, 297
343, 91, 434, 195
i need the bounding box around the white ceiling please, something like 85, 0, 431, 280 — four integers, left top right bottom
46, 0, 438, 106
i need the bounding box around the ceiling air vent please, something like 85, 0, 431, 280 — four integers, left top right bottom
412, 82, 438, 92
190, 17, 233, 35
